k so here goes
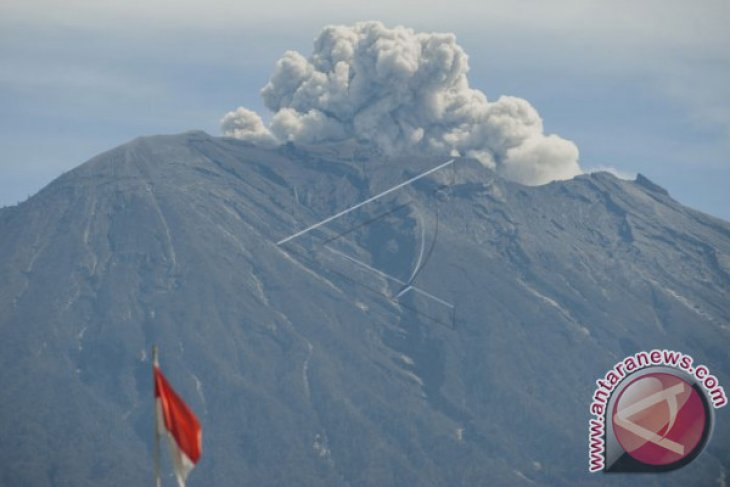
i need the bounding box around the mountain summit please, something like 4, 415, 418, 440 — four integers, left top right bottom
0, 131, 728, 486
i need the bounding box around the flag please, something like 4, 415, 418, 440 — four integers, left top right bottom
154, 354, 202, 487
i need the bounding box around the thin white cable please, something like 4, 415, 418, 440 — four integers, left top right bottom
277, 159, 454, 245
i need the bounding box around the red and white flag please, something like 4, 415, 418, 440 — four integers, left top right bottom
154, 354, 202, 487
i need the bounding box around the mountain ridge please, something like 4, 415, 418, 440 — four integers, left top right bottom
0, 131, 728, 486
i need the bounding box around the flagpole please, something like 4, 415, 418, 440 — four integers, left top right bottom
153, 345, 161, 487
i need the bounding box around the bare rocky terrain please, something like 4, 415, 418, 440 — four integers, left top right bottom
0, 131, 728, 486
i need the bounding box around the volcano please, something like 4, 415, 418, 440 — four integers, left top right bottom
0, 131, 728, 486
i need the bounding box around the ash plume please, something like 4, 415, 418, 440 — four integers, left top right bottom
222, 21, 581, 185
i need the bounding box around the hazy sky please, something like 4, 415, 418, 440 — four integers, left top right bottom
1, 0, 728, 219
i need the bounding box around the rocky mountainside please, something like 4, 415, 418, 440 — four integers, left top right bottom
0, 131, 728, 486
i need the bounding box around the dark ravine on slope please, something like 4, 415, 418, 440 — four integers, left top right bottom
0, 131, 728, 486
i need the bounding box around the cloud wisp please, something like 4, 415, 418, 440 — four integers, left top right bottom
222, 21, 581, 185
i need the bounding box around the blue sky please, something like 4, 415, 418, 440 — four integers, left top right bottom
1, 0, 728, 219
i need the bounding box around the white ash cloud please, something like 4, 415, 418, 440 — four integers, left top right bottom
221, 21, 582, 185
587, 165, 636, 180
220, 107, 278, 146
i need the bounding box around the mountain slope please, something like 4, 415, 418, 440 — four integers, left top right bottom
0, 131, 728, 486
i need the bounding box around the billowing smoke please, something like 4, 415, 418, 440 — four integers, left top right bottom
221, 21, 582, 185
